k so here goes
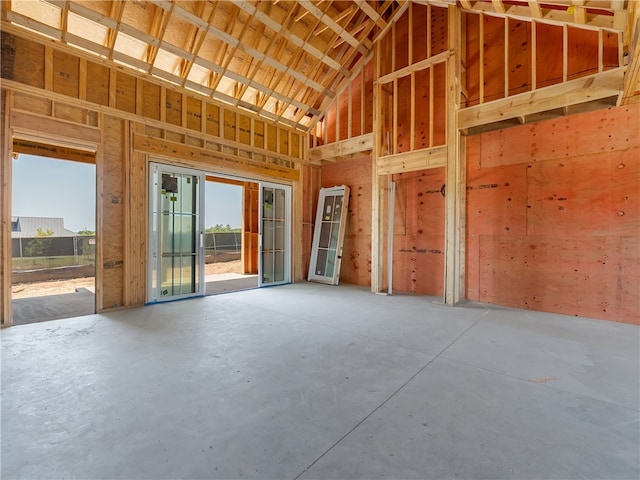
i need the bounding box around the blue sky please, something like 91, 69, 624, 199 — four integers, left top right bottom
12, 155, 242, 232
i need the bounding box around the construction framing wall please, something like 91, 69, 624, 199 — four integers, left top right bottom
310, 3, 639, 324
2, 2, 638, 326
466, 104, 639, 324
0, 31, 316, 326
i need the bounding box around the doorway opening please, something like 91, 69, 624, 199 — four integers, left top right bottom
204, 176, 258, 295
148, 162, 291, 304
11, 150, 96, 325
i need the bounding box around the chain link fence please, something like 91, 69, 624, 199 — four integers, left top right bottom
12, 236, 96, 271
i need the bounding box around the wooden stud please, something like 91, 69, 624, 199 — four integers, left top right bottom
458, 67, 625, 129
371, 40, 382, 293
429, 66, 434, 147
532, 20, 537, 90
410, 72, 415, 152
504, 17, 509, 97
347, 80, 352, 140
479, 13, 484, 103
1, 90, 13, 326
393, 78, 398, 155
409, 2, 414, 66
563, 24, 568, 82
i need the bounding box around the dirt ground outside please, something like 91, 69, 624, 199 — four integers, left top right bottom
11, 260, 243, 299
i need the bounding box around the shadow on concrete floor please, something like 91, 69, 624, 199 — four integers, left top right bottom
11, 288, 95, 326
206, 274, 258, 295
11, 275, 258, 325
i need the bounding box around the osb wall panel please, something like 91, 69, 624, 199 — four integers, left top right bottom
464, 16, 619, 106
86, 62, 110, 107
318, 56, 373, 146
392, 168, 445, 296
100, 115, 126, 310
395, 10, 409, 70
479, 106, 638, 169
478, 236, 638, 322
0, 33, 44, 88
397, 75, 412, 153
466, 104, 640, 323
507, 19, 532, 96
321, 157, 372, 286
52, 50, 79, 98
483, 15, 506, 102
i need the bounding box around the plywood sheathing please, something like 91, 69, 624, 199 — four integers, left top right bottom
99, 115, 126, 311
321, 157, 372, 287
466, 103, 640, 323
0, 32, 305, 166
464, 13, 621, 108
392, 168, 445, 296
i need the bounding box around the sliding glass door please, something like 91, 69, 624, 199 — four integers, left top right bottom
259, 182, 291, 287
148, 163, 205, 302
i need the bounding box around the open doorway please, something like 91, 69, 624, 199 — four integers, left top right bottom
204, 176, 258, 295
11, 151, 96, 325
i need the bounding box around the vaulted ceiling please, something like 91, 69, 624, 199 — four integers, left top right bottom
1, 0, 635, 131
2, 0, 413, 130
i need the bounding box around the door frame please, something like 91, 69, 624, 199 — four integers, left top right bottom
147, 162, 206, 303
147, 163, 293, 301
258, 181, 292, 287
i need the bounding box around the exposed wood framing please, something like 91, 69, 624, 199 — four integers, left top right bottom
376, 145, 447, 175
621, 4, 640, 104
0, 33, 305, 163
308, 134, 373, 163
459, 67, 625, 129
0, 90, 11, 326
444, 4, 464, 305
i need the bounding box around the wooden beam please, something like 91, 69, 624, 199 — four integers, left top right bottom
376, 145, 447, 175
359, 1, 387, 29
376, 50, 452, 84
444, 4, 464, 305
298, 0, 365, 53
458, 67, 625, 129
492, 0, 506, 14
528, 1, 542, 18
308, 133, 373, 163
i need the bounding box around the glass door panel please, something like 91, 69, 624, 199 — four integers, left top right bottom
149, 163, 204, 302
308, 185, 350, 285
259, 183, 290, 287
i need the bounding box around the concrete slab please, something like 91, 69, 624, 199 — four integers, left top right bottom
11, 288, 95, 325
2, 283, 638, 479
441, 304, 640, 411
301, 358, 640, 480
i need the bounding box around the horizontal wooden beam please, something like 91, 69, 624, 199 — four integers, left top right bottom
308, 133, 373, 163
376, 145, 447, 175
376, 49, 452, 84
10, 110, 101, 147
134, 134, 300, 182
458, 67, 626, 129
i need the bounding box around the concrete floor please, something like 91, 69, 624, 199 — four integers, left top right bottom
1, 283, 638, 479
10, 274, 257, 326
